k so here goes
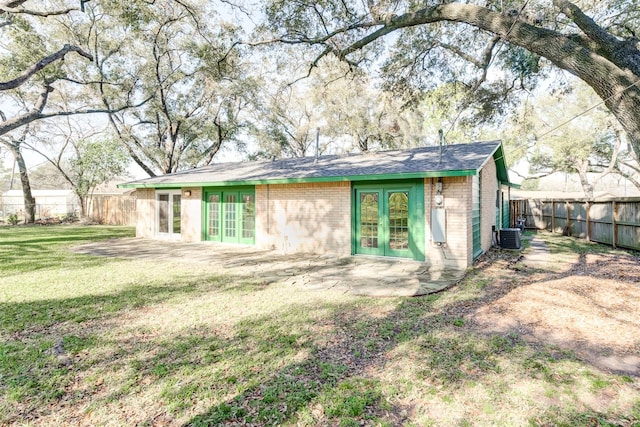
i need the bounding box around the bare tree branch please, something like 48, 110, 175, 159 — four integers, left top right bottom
0, 1, 78, 16
0, 87, 149, 138
0, 44, 93, 91
552, 0, 620, 50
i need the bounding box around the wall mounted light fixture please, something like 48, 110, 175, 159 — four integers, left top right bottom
184, 190, 192, 197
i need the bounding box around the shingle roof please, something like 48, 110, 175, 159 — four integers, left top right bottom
121, 140, 508, 188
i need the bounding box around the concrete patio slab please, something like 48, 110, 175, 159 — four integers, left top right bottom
73, 238, 466, 297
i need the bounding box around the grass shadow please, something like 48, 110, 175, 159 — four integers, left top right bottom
0, 225, 135, 276
3, 227, 639, 426
178, 294, 615, 426
0, 273, 235, 421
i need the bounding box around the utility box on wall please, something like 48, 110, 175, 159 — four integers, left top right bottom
432, 209, 446, 243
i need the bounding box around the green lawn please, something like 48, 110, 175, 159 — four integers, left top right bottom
0, 225, 638, 426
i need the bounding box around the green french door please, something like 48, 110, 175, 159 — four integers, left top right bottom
354, 183, 424, 260
204, 188, 255, 244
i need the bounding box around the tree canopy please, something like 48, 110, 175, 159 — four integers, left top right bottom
76, 0, 256, 176
260, 0, 640, 162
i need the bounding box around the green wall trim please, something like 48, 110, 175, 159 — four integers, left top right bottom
491, 144, 511, 184
472, 174, 482, 260
119, 170, 477, 189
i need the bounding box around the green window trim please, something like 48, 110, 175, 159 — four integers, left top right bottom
472, 175, 482, 259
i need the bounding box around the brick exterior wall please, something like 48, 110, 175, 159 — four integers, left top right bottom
181, 187, 202, 242
135, 188, 155, 238
255, 182, 351, 255
480, 159, 499, 253
422, 158, 499, 269
424, 176, 472, 269
135, 187, 202, 241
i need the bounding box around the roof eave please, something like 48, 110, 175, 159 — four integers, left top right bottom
491, 144, 512, 185
118, 169, 478, 189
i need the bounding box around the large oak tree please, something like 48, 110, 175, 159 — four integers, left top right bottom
89, 0, 255, 176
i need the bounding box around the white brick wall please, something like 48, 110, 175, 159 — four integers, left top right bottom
135, 188, 202, 242
180, 187, 202, 242
422, 158, 500, 269
135, 188, 155, 238
424, 176, 472, 269
480, 160, 499, 253
255, 182, 351, 255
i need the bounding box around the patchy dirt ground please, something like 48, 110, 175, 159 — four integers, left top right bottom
74, 234, 640, 377
468, 243, 640, 376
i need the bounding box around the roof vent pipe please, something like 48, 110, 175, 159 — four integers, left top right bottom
315, 128, 320, 163
438, 128, 444, 164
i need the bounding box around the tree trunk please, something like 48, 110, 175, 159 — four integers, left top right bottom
576, 163, 594, 199
76, 193, 87, 218
6, 143, 36, 223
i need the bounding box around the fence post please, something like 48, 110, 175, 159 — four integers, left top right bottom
586, 201, 590, 242
612, 200, 618, 248
551, 200, 556, 233
566, 200, 570, 235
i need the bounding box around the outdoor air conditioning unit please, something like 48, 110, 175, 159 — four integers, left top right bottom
500, 228, 522, 249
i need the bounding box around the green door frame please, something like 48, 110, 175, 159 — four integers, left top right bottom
354, 188, 384, 256
352, 180, 425, 261
202, 186, 255, 244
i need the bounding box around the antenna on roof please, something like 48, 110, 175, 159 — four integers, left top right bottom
314, 128, 320, 163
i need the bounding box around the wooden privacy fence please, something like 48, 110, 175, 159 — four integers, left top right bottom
89, 194, 136, 226
510, 197, 640, 251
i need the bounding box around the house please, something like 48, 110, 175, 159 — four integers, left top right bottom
120, 140, 513, 269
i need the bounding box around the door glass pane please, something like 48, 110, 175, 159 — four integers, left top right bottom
360, 193, 378, 248
241, 194, 255, 239
158, 194, 169, 233
208, 194, 220, 236
388, 192, 409, 250
172, 194, 181, 234
225, 194, 237, 238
